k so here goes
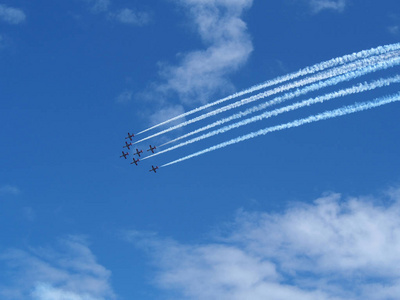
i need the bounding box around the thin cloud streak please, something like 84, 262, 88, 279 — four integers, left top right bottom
160, 60, 400, 148
162, 92, 400, 167
144, 74, 400, 160
0, 184, 21, 196
136, 51, 400, 144
308, 0, 347, 13
137, 42, 400, 135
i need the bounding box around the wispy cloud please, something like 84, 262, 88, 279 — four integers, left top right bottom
0, 34, 5, 50
0, 236, 115, 300
143, 0, 254, 125
386, 14, 400, 36
0, 184, 21, 196
0, 4, 26, 24
22, 207, 36, 222
159, 0, 253, 104
115, 90, 133, 103
127, 188, 400, 300
388, 25, 399, 35
136, 43, 400, 135
82, 0, 151, 26
83, 0, 111, 13
307, 0, 347, 13
149, 105, 186, 128
109, 8, 151, 26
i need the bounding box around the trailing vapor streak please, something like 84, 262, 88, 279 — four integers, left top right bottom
161, 59, 400, 147
136, 43, 400, 135
136, 51, 400, 144
161, 92, 400, 167
143, 75, 400, 160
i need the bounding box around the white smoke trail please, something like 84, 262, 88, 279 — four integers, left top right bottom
136, 43, 400, 135
143, 75, 400, 160
161, 58, 400, 147
136, 51, 400, 144
161, 92, 400, 167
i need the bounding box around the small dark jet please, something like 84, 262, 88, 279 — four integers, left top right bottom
147, 145, 156, 153
134, 148, 143, 157
131, 157, 140, 166
125, 132, 135, 141
149, 165, 159, 173
120, 151, 129, 159
123, 141, 133, 150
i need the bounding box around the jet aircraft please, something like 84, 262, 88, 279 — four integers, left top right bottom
134, 149, 143, 157
147, 145, 156, 153
120, 151, 129, 159
125, 132, 134, 141
149, 165, 159, 173
131, 157, 140, 166
123, 141, 133, 150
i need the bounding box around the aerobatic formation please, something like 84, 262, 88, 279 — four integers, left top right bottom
120, 132, 159, 173
121, 43, 400, 172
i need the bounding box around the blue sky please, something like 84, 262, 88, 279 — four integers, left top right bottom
1, 0, 400, 299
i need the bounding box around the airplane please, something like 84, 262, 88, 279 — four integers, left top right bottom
131, 157, 140, 166
149, 165, 159, 173
120, 151, 129, 159
125, 132, 134, 141
147, 145, 156, 153
123, 141, 133, 150
134, 148, 143, 157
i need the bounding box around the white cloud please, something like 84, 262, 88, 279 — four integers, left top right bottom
230, 193, 400, 278
115, 90, 133, 103
0, 184, 21, 196
127, 188, 400, 300
149, 105, 186, 127
142, 0, 253, 124
388, 25, 399, 35
307, 0, 347, 13
0, 236, 115, 300
159, 0, 253, 104
22, 207, 36, 222
110, 8, 150, 26
84, 0, 110, 13
0, 4, 26, 24
82, 0, 151, 26
31, 283, 100, 300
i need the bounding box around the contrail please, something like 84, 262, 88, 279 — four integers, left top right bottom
161, 58, 400, 147
136, 43, 400, 135
135, 51, 400, 144
161, 92, 400, 167
143, 75, 400, 160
